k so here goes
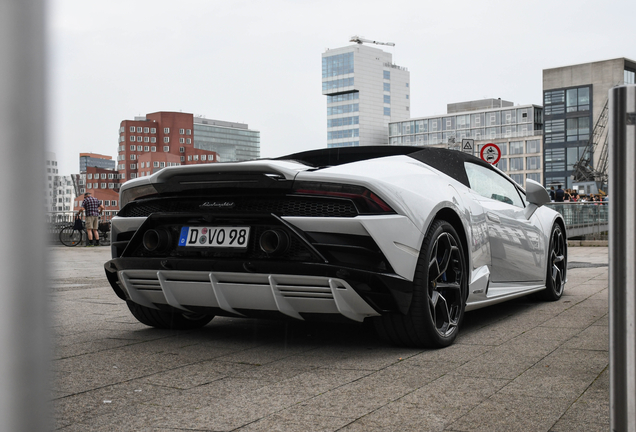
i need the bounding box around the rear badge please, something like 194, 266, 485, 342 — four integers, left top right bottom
199, 201, 235, 209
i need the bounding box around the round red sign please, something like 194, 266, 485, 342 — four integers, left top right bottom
480, 143, 502, 165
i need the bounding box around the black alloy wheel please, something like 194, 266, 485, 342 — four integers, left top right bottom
539, 223, 566, 301
374, 219, 467, 348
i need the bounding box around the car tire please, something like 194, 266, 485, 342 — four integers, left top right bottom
126, 300, 214, 330
538, 223, 566, 301
375, 219, 467, 348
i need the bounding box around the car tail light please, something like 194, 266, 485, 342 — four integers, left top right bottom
292, 181, 395, 214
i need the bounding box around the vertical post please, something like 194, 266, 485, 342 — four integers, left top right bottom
609, 84, 636, 431
0, 1, 49, 431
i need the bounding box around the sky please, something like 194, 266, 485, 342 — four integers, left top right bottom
48, 0, 636, 176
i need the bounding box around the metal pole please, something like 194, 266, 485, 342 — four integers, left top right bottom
0, 1, 49, 431
609, 84, 636, 431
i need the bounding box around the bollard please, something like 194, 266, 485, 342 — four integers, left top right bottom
609, 84, 636, 431
0, 1, 49, 431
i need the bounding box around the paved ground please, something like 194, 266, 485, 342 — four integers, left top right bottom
50, 246, 609, 431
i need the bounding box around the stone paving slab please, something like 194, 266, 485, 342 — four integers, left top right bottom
49, 246, 609, 431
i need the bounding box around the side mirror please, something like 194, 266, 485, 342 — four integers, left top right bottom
525, 179, 550, 207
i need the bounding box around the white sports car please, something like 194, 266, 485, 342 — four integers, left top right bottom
104, 146, 567, 348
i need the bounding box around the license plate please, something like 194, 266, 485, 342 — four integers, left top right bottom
178, 226, 250, 248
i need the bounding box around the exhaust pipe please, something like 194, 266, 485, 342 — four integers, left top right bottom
259, 229, 290, 255
143, 229, 172, 252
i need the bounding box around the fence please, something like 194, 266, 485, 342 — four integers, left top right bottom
545, 202, 609, 240
47, 213, 111, 246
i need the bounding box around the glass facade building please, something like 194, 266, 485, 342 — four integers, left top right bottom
542, 57, 636, 189
322, 44, 410, 148
389, 101, 544, 187
193, 118, 260, 162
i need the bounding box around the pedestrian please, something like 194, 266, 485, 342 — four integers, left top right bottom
549, 186, 555, 202
78, 192, 104, 246
554, 185, 565, 202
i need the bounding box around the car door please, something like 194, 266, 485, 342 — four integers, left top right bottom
464, 162, 544, 283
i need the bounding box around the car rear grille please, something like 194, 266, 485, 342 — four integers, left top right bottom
118, 197, 358, 218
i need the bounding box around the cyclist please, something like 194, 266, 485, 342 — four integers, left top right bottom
78, 192, 104, 246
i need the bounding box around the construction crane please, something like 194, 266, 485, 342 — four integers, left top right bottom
349, 36, 395, 47
571, 98, 609, 194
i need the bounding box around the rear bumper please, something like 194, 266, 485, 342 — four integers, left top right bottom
105, 257, 413, 320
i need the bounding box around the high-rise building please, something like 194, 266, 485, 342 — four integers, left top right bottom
388, 99, 544, 187
322, 42, 410, 148
542, 58, 636, 190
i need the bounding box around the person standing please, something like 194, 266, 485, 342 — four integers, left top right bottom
78, 192, 104, 246
554, 185, 565, 202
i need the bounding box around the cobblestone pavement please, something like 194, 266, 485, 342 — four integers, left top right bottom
50, 246, 609, 431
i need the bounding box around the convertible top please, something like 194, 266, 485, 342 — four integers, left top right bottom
278, 145, 497, 188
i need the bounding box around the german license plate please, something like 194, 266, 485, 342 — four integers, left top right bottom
178, 226, 250, 248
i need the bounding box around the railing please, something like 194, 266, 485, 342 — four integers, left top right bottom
47, 213, 111, 246
545, 202, 609, 239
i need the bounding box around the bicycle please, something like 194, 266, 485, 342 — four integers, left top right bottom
59, 216, 110, 247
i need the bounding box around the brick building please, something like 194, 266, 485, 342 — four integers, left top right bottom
118, 112, 220, 181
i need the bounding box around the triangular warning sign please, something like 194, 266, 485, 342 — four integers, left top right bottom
462, 139, 473, 150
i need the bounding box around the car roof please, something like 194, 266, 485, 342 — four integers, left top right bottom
277, 145, 497, 188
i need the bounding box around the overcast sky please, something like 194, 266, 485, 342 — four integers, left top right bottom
49, 0, 635, 175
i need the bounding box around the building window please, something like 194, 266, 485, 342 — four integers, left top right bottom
87, 183, 92, 189
151, 146, 156, 152
186, 138, 191, 144
130, 136, 135, 141
194, 155, 199, 161
566, 117, 590, 142
112, 200, 118, 207
144, 137, 149, 143
164, 137, 170, 143
566, 87, 590, 112
137, 136, 142, 142
384, 107, 391, 116
135, 127, 141, 133
150, 128, 156, 134
137, 145, 142, 151
143, 127, 149, 133
201, 154, 207, 161
179, 147, 185, 153
151, 137, 156, 143
140, 162, 145, 168
130, 164, 136, 169
327, 103, 359, 116
188, 155, 192, 161
179, 138, 185, 144
383, 83, 390, 92
163, 146, 169, 152
179, 128, 185, 134
153, 161, 159, 168
383, 70, 390, 80
186, 129, 191, 135
384, 95, 391, 104
509, 157, 523, 171
130, 154, 136, 160
160, 162, 165, 168
101, 173, 106, 179
526, 156, 541, 170
510, 174, 524, 186
101, 183, 106, 189
527, 173, 541, 183
163, 127, 170, 133
526, 139, 541, 154
545, 148, 566, 172
108, 183, 114, 189
144, 146, 149, 152
322, 52, 354, 78
108, 173, 114, 179
509, 141, 524, 155
129, 126, 135, 132
87, 173, 92, 179
180, 156, 185, 162
130, 173, 136, 179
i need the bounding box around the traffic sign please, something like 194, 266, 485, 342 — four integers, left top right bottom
480, 143, 501, 165
461, 139, 474, 154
